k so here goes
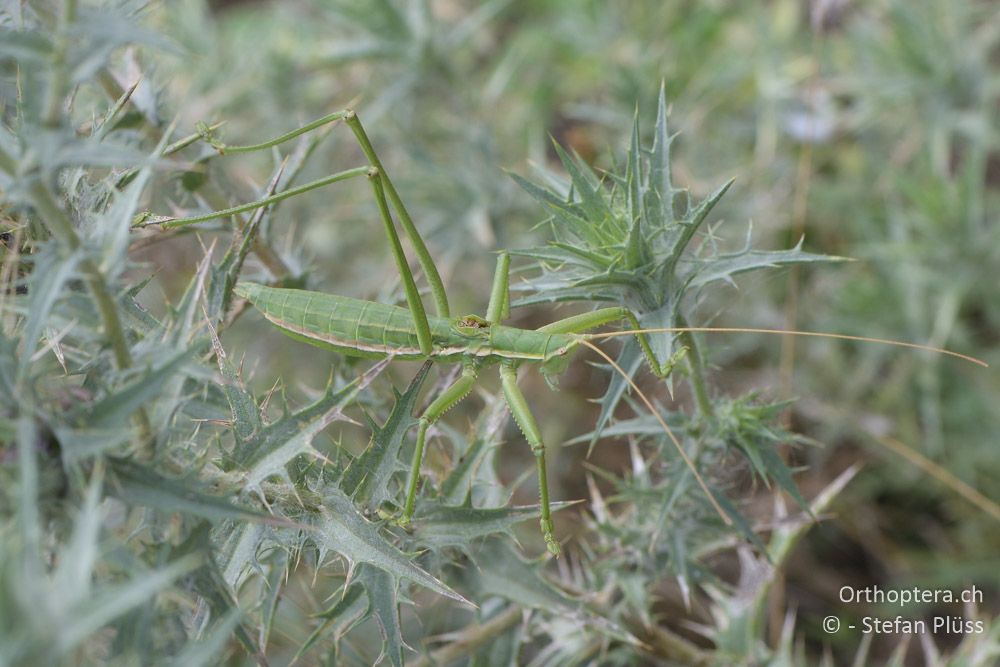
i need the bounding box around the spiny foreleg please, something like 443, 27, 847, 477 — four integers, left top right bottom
538, 306, 690, 379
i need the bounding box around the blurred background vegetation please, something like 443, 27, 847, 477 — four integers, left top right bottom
2, 0, 999, 665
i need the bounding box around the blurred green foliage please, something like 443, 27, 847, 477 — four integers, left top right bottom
2, 0, 999, 665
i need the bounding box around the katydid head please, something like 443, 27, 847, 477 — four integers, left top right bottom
452, 314, 491, 337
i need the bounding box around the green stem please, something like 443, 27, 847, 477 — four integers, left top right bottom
143, 166, 369, 229
677, 313, 714, 419
0, 145, 153, 453
32, 181, 153, 450
42, 0, 76, 127
344, 110, 451, 318
27, 182, 131, 369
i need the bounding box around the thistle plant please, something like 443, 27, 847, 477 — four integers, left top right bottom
510, 88, 837, 529
2, 2, 997, 666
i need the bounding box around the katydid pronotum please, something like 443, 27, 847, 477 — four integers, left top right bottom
136, 108, 987, 556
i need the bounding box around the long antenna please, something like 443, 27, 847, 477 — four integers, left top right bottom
586, 327, 988, 368
575, 338, 732, 525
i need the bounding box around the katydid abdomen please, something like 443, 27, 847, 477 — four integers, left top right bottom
234, 282, 578, 367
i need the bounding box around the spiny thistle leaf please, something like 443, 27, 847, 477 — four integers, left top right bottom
55, 347, 192, 460
82, 346, 192, 429
412, 502, 574, 550
3, 442, 202, 663
232, 360, 388, 494
294, 583, 368, 665
219, 522, 267, 591
359, 566, 407, 667
15, 244, 81, 375
171, 523, 263, 662
552, 142, 612, 226
451, 538, 576, 614
660, 178, 734, 277
648, 83, 677, 228
312, 488, 470, 603
206, 321, 262, 447
715, 395, 812, 513
204, 157, 291, 324
108, 458, 270, 523
91, 156, 155, 282
166, 608, 244, 667
451, 539, 636, 647
342, 361, 431, 508
56, 555, 202, 656
687, 235, 849, 289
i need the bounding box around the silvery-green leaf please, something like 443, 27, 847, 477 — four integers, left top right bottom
412, 502, 573, 550
359, 566, 406, 667
235, 361, 386, 490
108, 458, 269, 523
17, 244, 81, 377
316, 488, 470, 605
294, 583, 368, 665
57, 555, 201, 655
342, 361, 430, 508
687, 238, 849, 289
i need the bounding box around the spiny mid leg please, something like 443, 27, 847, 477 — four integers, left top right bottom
400, 362, 479, 526
499, 362, 561, 556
